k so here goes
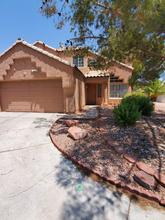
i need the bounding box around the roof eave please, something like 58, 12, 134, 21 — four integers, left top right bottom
0, 39, 76, 69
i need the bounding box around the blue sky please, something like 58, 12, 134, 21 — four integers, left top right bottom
0, 0, 73, 54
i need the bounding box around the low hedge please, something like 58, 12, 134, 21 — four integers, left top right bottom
113, 93, 155, 126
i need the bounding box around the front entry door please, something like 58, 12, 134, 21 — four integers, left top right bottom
87, 84, 96, 105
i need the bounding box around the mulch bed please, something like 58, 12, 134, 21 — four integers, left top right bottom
50, 113, 165, 201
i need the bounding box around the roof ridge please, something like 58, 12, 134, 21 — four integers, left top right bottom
0, 38, 85, 78
0, 39, 76, 69
33, 41, 133, 70
33, 40, 58, 52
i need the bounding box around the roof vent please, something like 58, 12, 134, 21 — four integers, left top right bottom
17, 38, 22, 40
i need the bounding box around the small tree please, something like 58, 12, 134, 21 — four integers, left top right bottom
142, 79, 165, 101
39, 0, 165, 87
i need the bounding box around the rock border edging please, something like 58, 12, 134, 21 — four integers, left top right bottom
49, 107, 165, 207
98, 106, 165, 206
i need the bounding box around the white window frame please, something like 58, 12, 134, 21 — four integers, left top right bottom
109, 84, 128, 98
73, 56, 84, 67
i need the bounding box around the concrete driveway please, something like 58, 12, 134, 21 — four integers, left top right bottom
0, 112, 165, 220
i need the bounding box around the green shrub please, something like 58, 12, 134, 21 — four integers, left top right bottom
113, 102, 141, 126
124, 92, 146, 98
122, 93, 155, 116
136, 96, 155, 116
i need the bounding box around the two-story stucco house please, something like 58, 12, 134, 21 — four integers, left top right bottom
0, 38, 133, 113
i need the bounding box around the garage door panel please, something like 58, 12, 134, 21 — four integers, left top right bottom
0, 80, 63, 113
2, 89, 29, 97
4, 102, 31, 112
29, 81, 45, 87
1, 81, 29, 89
32, 103, 44, 112
48, 90, 63, 97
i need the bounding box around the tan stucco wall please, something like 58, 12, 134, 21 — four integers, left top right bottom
0, 42, 133, 111
73, 69, 85, 112
54, 52, 132, 106
0, 44, 73, 85
108, 63, 132, 83
53, 51, 96, 74
33, 45, 132, 85
33, 43, 132, 80
0, 43, 84, 113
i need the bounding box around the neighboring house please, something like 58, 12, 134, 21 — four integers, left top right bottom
0, 38, 133, 113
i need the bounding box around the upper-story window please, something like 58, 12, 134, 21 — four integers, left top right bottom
73, 56, 84, 67
89, 59, 99, 68
89, 59, 95, 67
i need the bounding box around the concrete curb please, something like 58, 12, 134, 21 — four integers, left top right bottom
49, 106, 165, 207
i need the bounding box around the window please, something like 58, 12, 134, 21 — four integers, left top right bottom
110, 84, 127, 98
89, 59, 98, 68
110, 75, 123, 82
97, 84, 102, 98
89, 59, 95, 67
73, 56, 84, 67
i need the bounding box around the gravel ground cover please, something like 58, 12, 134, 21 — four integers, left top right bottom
100, 106, 165, 175
50, 113, 165, 200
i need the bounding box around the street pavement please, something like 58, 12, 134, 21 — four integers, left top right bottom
0, 107, 165, 220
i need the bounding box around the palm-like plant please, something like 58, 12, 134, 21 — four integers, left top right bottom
142, 79, 165, 101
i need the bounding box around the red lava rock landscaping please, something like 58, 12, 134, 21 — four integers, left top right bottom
50, 105, 165, 206
101, 106, 165, 176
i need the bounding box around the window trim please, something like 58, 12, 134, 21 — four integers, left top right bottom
73, 56, 84, 67
110, 75, 123, 82
109, 83, 128, 98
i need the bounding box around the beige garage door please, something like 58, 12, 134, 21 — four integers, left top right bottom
0, 80, 63, 113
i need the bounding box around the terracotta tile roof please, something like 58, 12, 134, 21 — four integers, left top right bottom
88, 50, 134, 70
113, 59, 134, 70
85, 70, 109, 78
0, 38, 75, 68
33, 40, 81, 52
33, 41, 134, 70
33, 40, 59, 52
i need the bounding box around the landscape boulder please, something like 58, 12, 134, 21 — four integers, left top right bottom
66, 119, 79, 127
68, 126, 88, 140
